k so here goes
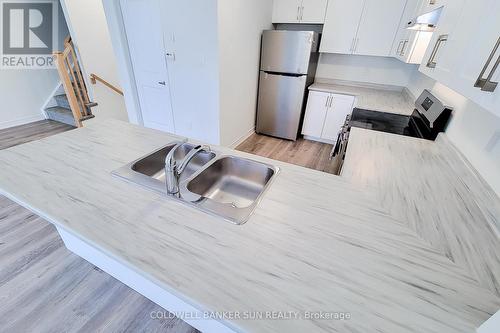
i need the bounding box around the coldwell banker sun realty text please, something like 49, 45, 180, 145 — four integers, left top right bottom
1, 0, 59, 69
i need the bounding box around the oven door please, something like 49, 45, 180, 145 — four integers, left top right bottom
330, 115, 350, 175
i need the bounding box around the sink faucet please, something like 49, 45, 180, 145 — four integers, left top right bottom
165, 141, 210, 196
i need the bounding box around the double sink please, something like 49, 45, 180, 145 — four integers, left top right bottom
112, 142, 278, 224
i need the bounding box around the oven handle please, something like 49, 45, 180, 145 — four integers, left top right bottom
331, 114, 351, 158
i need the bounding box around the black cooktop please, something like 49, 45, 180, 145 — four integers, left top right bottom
349, 108, 419, 137
348, 107, 452, 140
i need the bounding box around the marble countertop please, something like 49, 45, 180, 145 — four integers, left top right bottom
309, 81, 415, 115
0, 119, 499, 333
342, 128, 500, 297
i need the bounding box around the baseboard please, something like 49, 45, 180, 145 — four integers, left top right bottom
229, 127, 255, 149
0, 114, 46, 130
303, 135, 336, 145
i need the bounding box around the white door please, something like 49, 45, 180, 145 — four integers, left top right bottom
272, 0, 302, 23
321, 94, 355, 141
300, 0, 328, 23
302, 91, 330, 137
354, 0, 407, 56
120, 0, 175, 133
320, 0, 364, 54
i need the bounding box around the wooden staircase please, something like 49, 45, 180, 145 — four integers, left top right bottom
52, 37, 97, 127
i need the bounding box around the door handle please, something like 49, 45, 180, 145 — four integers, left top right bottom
474, 36, 500, 92
158, 81, 166, 85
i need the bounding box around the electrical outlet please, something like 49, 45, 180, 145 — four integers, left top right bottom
485, 130, 500, 152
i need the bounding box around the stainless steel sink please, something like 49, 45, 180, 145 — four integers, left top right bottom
112, 142, 278, 224
186, 157, 275, 208
113, 143, 216, 194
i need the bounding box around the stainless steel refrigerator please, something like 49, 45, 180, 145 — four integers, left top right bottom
256, 30, 319, 141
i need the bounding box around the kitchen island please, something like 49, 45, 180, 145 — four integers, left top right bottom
0, 119, 498, 333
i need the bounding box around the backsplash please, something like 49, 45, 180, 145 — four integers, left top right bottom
316, 53, 417, 87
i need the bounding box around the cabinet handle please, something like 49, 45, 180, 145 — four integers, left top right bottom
300, 6, 304, 21
325, 95, 330, 107
329, 96, 334, 108
474, 36, 500, 92
426, 34, 448, 68
349, 38, 355, 52
396, 41, 404, 55
296, 6, 300, 21
354, 38, 359, 52
401, 40, 409, 56
158, 81, 166, 85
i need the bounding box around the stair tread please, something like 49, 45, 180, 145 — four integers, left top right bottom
45, 106, 72, 114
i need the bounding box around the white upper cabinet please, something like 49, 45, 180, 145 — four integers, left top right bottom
354, 0, 407, 56
272, 0, 328, 24
419, 0, 443, 14
392, 0, 434, 64
319, 0, 364, 54
300, 0, 329, 23
320, 0, 407, 57
419, 0, 500, 115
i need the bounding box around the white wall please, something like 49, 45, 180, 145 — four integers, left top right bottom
217, 0, 273, 147
0, 3, 69, 129
407, 70, 500, 197
61, 0, 128, 122
316, 53, 416, 87
0, 70, 59, 129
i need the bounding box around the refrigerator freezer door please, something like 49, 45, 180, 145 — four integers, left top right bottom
260, 30, 316, 75
256, 72, 307, 140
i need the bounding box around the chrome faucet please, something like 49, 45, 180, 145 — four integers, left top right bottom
165, 141, 210, 196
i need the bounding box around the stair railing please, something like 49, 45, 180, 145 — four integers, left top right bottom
90, 73, 124, 96
53, 37, 93, 127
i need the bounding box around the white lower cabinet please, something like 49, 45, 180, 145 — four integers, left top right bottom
302, 90, 355, 143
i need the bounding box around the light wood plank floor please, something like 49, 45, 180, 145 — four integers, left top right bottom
0, 121, 199, 333
236, 133, 337, 174
0, 120, 74, 150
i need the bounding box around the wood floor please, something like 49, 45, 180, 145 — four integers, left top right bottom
236, 133, 337, 174
0, 121, 198, 333
0, 120, 74, 150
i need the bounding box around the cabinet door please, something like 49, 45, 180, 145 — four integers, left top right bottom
300, 0, 328, 23
419, 0, 443, 14
419, 0, 466, 81
272, 0, 302, 23
391, 0, 420, 58
320, 0, 364, 54
321, 94, 355, 141
302, 91, 329, 137
354, 0, 407, 56
439, 0, 500, 114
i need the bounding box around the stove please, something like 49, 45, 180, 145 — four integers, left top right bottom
330, 89, 453, 174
